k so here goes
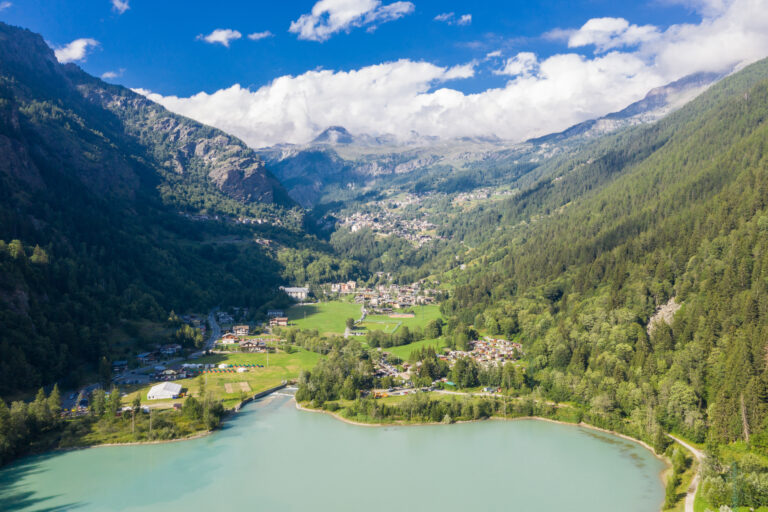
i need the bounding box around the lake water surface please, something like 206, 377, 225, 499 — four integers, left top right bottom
0, 394, 665, 511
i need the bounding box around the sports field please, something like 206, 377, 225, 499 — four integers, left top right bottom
287, 301, 363, 334
360, 304, 442, 334
123, 349, 321, 409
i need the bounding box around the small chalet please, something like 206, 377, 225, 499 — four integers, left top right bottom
233, 325, 250, 336
240, 340, 265, 352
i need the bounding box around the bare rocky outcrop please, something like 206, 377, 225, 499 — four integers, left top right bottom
0, 21, 291, 209
647, 297, 681, 335
76, 81, 287, 206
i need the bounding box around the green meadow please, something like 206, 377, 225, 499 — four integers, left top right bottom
287, 301, 363, 334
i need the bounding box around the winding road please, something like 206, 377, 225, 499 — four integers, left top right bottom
191, 309, 220, 357
345, 305, 367, 339
668, 434, 704, 512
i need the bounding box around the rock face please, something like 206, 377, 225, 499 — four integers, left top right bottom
647, 297, 682, 335
0, 21, 292, 210
73, 75, 290, 206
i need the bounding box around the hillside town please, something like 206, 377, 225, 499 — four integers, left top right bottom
339, 210, 441, 246
442, 337, 524, 368
354, 283, 439, 313
324, 280, 440, 313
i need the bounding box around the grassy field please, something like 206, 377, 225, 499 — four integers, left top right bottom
385, 338, 449, 360
123, 349, 321, 409
360, 320, 401, 333
287, 301, 362, 334
286, 301, 443, 338
364, 304, 442, 331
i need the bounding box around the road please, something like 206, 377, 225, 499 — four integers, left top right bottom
205, 309, 221, 350
61, 383, 102, 411
192, 309, 220, 356
345, 305, 367, 339
667, 434, 704, 512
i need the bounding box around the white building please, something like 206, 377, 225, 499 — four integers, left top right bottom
147, 382, 182, 400
280, 286, 309, 301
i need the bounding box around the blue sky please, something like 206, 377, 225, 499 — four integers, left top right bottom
2, 0, 766, 146
2, 0, 701, 95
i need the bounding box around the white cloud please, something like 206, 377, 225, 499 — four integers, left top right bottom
658, 0, 729, 16
197, 29, 242, 47
139, 0, 768, 147
542, 27, 574, 42
248, 31, 274, 41
457, 14, 472, 26
485, 50, 502, 59
568, 17, 660, 52
101, 68, 125, 79
111, 0, 129, 14
434, 12, 472, 25
137, 60, 476, 147
54, 38, 99, 63
494, 52, 538, 76
289, 0, 414, 42
0, 2, 12, 11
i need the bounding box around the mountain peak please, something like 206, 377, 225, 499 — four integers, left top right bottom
312, 126, 354, 145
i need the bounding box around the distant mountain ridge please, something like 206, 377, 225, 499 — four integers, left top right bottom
259, 70, 725, 207
528, 70, 726, 144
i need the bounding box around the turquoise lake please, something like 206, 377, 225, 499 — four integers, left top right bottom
0, 394, 666, 511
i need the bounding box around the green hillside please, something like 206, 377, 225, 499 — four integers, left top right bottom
433, 59, 768, 508
0, 22, 354, 397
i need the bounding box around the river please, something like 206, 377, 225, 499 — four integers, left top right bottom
0, 394, 665, 511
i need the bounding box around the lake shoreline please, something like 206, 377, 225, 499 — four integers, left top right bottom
2, 389, 671, 512
48, 392, 665, 469
294, 399, 662, 456
54, 429, 214, 454
32, 391, 675, 512
294, 399, 674, 499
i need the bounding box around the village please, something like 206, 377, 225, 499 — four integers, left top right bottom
71, 282, 517, 414
442, 337, 524, 368
451, 187, 515, 205
368, 337, 524, 395
324, 280, 440, 314
339, 210, 441, 246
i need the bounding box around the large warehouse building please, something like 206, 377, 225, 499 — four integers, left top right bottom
147, 382, 182, 400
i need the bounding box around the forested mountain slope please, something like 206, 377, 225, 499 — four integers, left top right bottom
0, 23, 303, 396
438, 57, 768, 451
0, 23, 292, 213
